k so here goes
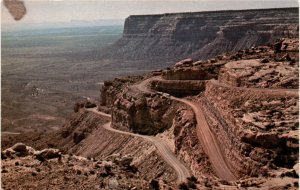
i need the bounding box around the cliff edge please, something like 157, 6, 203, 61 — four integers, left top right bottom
101, 7, 298, 68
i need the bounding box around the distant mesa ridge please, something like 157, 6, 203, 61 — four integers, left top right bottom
127, 7, 298, 18
101, 7, 299, 64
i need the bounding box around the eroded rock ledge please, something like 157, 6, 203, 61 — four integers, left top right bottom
100, 38, 299, 188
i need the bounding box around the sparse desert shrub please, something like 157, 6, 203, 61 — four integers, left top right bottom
74, 103, 80, 113
84, 101, 97, 108
149, 179, 160, 190
178, 182, 189, 190
31, 172, 37, 176
187, 176, 198, 189
100, 172, 109, 177
104, 164, 112, 174
74, 102, 85, 112
73, 132, 85, 144
187, 180, 197, 189
76, 169, 82, 175
61, 129, 70, 138
187, 176, 198, 183
125, 164, 138, 173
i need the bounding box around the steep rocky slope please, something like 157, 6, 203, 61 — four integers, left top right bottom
3, 38, 298, 189
2, 9, 299, 188
100, 38, 299, 189
101, 8, 298, 66
1, 143, 153, 189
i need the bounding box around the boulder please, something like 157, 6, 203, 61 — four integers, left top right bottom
108, 178, 119, 189
2, 149, 14, 158
175, 62, 184, 67
240, 129, 256, 143
10, 143, 30, 157
175, 58, 193, 67
260, 58, 269, 63
12, 143, 27, 153
34, 148, 61, 162
255, 132, 279, 148
181, 58, 193, 65
209, 58, 217, 63
192, 60, 203, 66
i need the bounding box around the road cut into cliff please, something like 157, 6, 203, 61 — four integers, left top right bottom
86, 107, 192, 182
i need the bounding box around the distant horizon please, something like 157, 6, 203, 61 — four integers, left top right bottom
3, 6, 299, 26
2, 0, 298, 25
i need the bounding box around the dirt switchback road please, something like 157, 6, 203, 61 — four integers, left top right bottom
172, 98, 237, 181
134, 77, 237, 181
135, 77, 299, 181
87, 108, 191, 182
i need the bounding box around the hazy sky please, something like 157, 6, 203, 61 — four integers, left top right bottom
1, 0, 299, 24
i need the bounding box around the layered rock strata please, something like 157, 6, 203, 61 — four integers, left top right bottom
112, 88, 176, 135
172, 106, 216, 179
58, 110, 177, 183
100, 38, 299, 182
205, 81, 298, 171
151, 79, 206, 97
100, 76, 143, 107
218, 39, 299, 89
101, 8, 298, 65
1, 143, 156, 189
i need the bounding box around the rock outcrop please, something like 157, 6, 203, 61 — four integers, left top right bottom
1, 144, 154, 190
151, 79, 206, 97
205, 81, 298, 171
101, 8, 298, 66
112, 89, 176, 135
100, 76, 143, 107
3, 15, 299, 188
100, 38, 299, 186
218, 39, 299, 89
172, 107, 216, 180
57, 110, 177, 184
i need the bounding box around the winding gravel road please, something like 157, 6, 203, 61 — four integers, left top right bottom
135, 76, 299, 180
171, 98, 237, 181
134, 77, 237, 181
87, 107, 191, 182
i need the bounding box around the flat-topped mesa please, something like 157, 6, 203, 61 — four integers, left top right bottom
101, 7, 298, 63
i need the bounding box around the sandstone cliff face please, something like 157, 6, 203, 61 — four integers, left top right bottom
172, 106, 216, 179
151, 79, 206, 97
101, 8, 298, 64
103, 83, 217, 179
112, 89, 176, 135
100, 76, 143, 107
